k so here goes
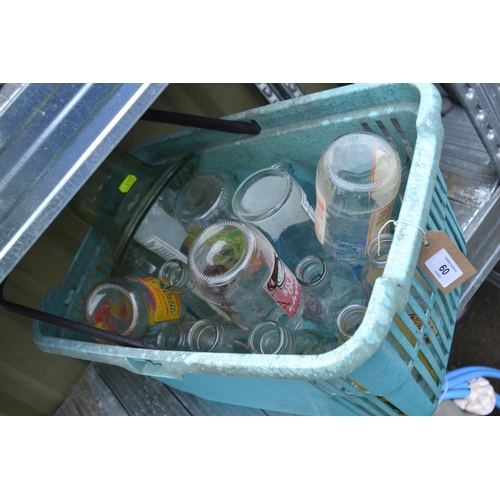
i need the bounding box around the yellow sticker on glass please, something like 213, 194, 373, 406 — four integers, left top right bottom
119, 175, 138, 193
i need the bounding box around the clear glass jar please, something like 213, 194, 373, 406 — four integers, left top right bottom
133, 188, 193, 264
232, 167, 325, 269
361, 233, 432, 301
360, 233, 392, 300
315, 132, 401, 264
269, 161, 316, 204
336, 304, 367, 346
83, 276, 184, 338
174, 172, 235, 236
158, 259, 230, 324
141, 319, 250, 353
248, 321, 336, 355
295, 255, 365, 333
188, 219, 304, 330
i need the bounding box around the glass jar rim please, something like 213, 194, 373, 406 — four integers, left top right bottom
295, 255, 328, 288
187, 319, 222, 352
322, 131, 400, 193
174, 172, 228, 223
188, 219, 256, 286
232, 168, 293, 221
84, 281, 139, 337
336, 303, 367, 339
249, 321, 287, 354
366, 233, 393, 267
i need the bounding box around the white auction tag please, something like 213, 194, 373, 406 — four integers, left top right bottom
424, 248, 464, 288
417, 230, 476, 294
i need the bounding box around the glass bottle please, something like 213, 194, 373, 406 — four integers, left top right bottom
295, 255, 365, 333
315, 132, 401, 264
174, 172, 235, 236
83, 276, 184, 338
188, 219, 304, 330
337, 304, 367, 346
133, 187, 194, 264
232, 167, 327, 269
141, 319, 250, 353
248, 321, 336, 355
157, 259, 231, 324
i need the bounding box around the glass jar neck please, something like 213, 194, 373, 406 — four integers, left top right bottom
295, 255, 328, 289
158, 259, 191, 290
365, 233, 393, 268
337, 304, 366, 343
187, 319, 226, 352
249, 321, 293, 354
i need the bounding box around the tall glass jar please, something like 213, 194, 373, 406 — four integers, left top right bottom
295, 255, 365, 333
158, 259, 230, 324
174, 172, 235, 236
315, 132, 401, 264
248, 321, 336, 355
232, 167, 325, 268
188, 219, 304, 330
83, 276, 184, 338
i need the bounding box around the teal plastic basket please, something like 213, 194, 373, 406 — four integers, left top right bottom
32, 83, 465, 416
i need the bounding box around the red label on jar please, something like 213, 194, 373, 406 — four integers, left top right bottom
263, 254, 302, 318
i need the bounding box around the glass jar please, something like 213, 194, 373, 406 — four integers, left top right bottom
83, 276, 184, 338
188, 219, 304, 330
248, 321, 336, 355
295, 255, 365, 333
315, 132, 401, 264
232, 167, 325, 268
141, 319, 250, 353
174, 172, 235, 236
337, 304, 367, 346
158, 259, 230, 324
269, 161, 316, 204
361, 233, 432, 301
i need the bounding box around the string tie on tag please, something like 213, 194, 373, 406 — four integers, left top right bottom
377, 219, 428, 256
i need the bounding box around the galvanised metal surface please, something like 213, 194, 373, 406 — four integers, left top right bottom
451, 83, 500, 175
439, 100, 500, 311
32, 84, 460, 415
0, 83, 167, 285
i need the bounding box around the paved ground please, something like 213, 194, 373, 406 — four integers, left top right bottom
447, 278, 500, 416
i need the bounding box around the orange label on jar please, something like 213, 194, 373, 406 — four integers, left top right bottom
132, 277, 182, 323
